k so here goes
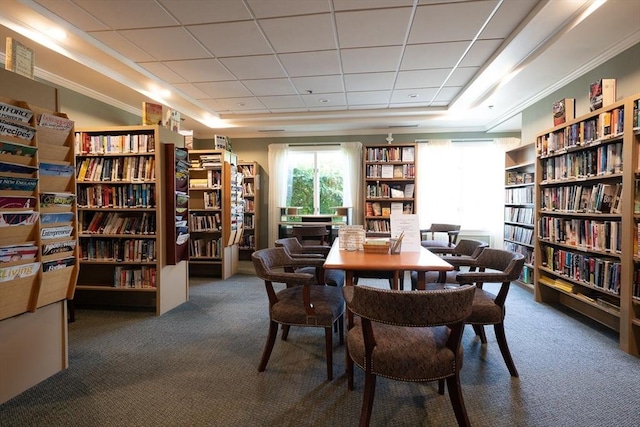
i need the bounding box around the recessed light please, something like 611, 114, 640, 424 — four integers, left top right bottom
408, 94, 419, 98
319, 99, 329, 103
237, 102, 246, 107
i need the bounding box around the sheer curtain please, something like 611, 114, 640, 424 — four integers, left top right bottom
417, 138, 520, 247
267, 143, 289, 247
340, 142, 362, 225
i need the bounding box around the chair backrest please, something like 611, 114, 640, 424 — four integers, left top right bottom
251, 247, 316, 285
422, 223, 461, 246
291, 225, 329, 245
274, 237, 304, 254
453, 239, 488, 257
343, 285, 475, 327
473, 248, 525, 281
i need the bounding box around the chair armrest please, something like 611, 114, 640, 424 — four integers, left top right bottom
455, 271, 509, 285
289, 253, 325, 259
441, 255, 478, 269
266, 271, 317, 285
298, 245, 331, 256
287, 257, 326, 268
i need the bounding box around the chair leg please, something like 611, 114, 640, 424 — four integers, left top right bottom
438, 379, 445, 395
281, 324, 291, 341
360, 370, 377, 427
494, 322, 519, 377
337, 314, 344, 344
446, 375, 471, 427
472, 324, 487, 343
324, 326, 333, 380
259, 321, 279, 372
346, 343, 354, 390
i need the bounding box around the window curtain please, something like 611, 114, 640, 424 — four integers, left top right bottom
267, 143, 289, 247
416, 138, 520, 248
340, 142, 362, 225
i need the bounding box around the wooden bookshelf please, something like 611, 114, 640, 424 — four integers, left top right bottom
362, 143, 417, 236
504, 143, 535, 290
74, 125, 188, 315
238, 161, 259, 260
187, 149, 239, 279
534, 93, 639, 356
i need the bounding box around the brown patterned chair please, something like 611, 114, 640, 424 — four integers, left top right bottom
420, 223, 461, 254
291, 225, 330, 246
455, 248, 525, 377
252, 247, 345, 380
410, 239, 488, 289
275, 237, 344, 286
343, 284, 475, 427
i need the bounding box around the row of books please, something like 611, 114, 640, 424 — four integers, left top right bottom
190, 213, 222, 232
366, 183, 414, 199
365, 201, 413, 217
506, 171, 534, 185
504, 224, 534, 245
240, 234, 256, 249
242, 182, 255, 196
113, 266, 156, 288
538, 218, 621, 253
541, 245, 621, 295
80, 211, 157, 235
75, 132, 155, 154
189, 170, 221, 189
203, 190, 221, 209
244, 199, 254, 212
505, 206, 534, 225
537, 107, 624, 156
76, 155, 156, 182
365, 146, 414, 162
365, 219, 391, 233
237, 164, 254, 177
80, 238, 156, 262
366, 163, 415, 179
190, 237, 222, 258
502, 241, 534, 264
540, 182, 622, 214
505, 186, 534, 204
76, 183, 155, 208
540, 141, 622, 181
190, 153, 222, 169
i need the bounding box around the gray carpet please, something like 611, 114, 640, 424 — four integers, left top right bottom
1, 274, 639, 427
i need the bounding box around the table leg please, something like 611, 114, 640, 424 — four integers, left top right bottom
417, 271, 426, 290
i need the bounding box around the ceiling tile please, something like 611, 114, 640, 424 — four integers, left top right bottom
215, 97, 267, 111
119, 27, 210, 61
347, 91, 391, 105
446, 67, 479, 86
333, 0, 415, 11
395, 69, 450, 89
242, 79, 298, 96
139, 62, 187, 84
301, 93, 347, 107
258, 95, 306, 109
246, 0, 329, 18
172, 83, 211, 100
199, 98, 228, 111
220, 55, 286, 79
187, 21, 272, 57
344, 72, 396, 92
158, 0, 252, 25
279, 51, 341, 77
72, 0, 179, 29
460, 39, 504, 67
482, 0, 539, 39
433, 86, 461, 102
401, 42, 468, 70
34, 0, 109, 31
291, 75, 344, 94
163, 59, 234, 82
390, 88, 438, 103
336, 8, 413, 48
89, 30, 156, 62
259, 14, 336, 53
193, 81, 253, 98
341, 46, 403, 73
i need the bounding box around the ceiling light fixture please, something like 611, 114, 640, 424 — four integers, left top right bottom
408, 94, 419, 98
319, 99, 329, 103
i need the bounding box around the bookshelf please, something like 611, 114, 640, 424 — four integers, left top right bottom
74, 125, 188, 315
504, 143, 535, 290
534, 93, 639, 356
187, 149, 240, 279
238, 161, 259, 260
363, 143, 416, 236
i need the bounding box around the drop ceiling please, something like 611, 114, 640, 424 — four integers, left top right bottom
0, 0, 638, 138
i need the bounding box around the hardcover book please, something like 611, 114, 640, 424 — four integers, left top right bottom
4, 37, 35, 79
589, 78, 616, 112
142, 101, 163, 126
552, 98, 575, 126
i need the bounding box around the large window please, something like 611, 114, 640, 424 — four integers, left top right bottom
286, 147, 344, 215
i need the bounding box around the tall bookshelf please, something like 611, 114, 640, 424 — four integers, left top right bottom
238, 161, 259, 260
74, 125, 188, 315
187, 149, 240, 279
504, 143, 535, 290
363, 143, 417, 235
534, 93, 639, 356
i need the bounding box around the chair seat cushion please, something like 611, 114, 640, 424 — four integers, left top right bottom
272, 285, 344, 327
465, 288, 502, 324
295, 266, 345, 286
421, 240, 453, 248
347, 318, 461, 381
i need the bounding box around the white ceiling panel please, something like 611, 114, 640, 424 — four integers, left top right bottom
215, 97, 267, 111
395, 69, 450, 89
187, 21, 273, 57
246, 0, 330, 18
401, 42, 468, 70
344, 72, 396, 92
89, 30, 157, 62
335, 8, 413, 49
242, 78, 298, 96
72, 0, 179, 29
159, 0, 252, 25
193, 81, 253, 98
172, 83, 211, 100
118, 27, 210, 61
341, 46, 404, 74
219, 55, 286, 79
33, 0, 109, 31
301, 93, 347, 108
334, 0, 415, 12
258, 95, 306, 109
139, 62, 188, 84
291, 75, 345, 94
163, 59, 235, 83
279, 51, 342, 77
347, 91, 392, 105
259, 14, 336, 53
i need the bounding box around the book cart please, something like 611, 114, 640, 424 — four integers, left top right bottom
534, 93, 640, 356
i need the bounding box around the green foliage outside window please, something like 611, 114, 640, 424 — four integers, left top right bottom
289, 167, 343, 214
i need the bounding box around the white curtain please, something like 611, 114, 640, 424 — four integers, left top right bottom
267, 143, 289, 247
417, 138, 520, 248
340, 142, 362, 225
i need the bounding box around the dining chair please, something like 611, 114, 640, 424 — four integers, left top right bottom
343, 284, 475, 427
420, 223, 461, 254
275, 237, 344, 286
410, 239, 488, 289
291, 225, 330, 246
251, 247, 345, 381
454, 248, 525, 377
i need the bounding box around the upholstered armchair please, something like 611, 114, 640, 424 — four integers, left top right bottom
275, 237, 344, 286
343, 284, 475, 427
252, 247, 345, 380
420, 223, 461, 254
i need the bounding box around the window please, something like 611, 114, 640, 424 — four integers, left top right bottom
286, 147, 344, 215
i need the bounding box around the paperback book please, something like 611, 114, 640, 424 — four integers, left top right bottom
552, 98, 575, 126
0, 210, 38, 227
0, 160, 37, 174
0, 243, 38, 263
40, 225, 73, 240
0, 101, 33, 123
42, 256, 75, 272
589, 78, 617, 112
0, 117, 36, 141
0, 261, 40, 282
0, 195, 35, 208
0, 175, 38, 191
5, 37, 35, 79
0, 140, 37, 158
41, 212, 74, 224
39, 192, 76, 207
39, 162, 75, 177
142, 101, 163, 126
42, 239, 76, 256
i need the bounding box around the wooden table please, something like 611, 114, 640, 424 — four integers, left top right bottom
323, 239, 453, 290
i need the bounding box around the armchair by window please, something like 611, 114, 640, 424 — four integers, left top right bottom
420, 223, 461, 254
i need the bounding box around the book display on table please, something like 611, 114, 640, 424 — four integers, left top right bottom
238, 161, 259, 260
504, 143, 535, 289
74, 125, 188, 315
187, 149, 239, 279
363, 143, 417, 236
534, 93, 639, 356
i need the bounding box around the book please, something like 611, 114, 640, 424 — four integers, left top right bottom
0, 175, 38, 190
42, 257, 75, 272
0, 160, 38, 174
552, 98, 575, 126
372, 202, 382, 216
380, 164, 394, 178
39, 162, 75, 177
0, 195, 35, 208
165, 108, 180, 132
142, 101, 163, 126
41, 225, 74, 240
0, 261, 40, 282
403, 183, 415, 198
4, 37, 35, 79
40, 192, 76, 207
42, 239, 77, 256
589, 78, 616, 112
0, 243, 38, 263
0, 101, 33, 123
0, 140, 38, 158
38, 113, 74, 132
0, 117, 36, 141
41, 212, 74, 224
0, 210, 38, 227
